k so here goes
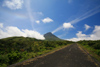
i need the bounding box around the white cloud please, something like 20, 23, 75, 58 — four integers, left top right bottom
93, 25, 100, 33
52, 6, 100, 33
85, 24, 91, 31
0, 23, 45, 40
42, 17, 53, 23
76, 31, 87, 38
22, 29, 45, 40
67, 38, 81, 42
36, 20, 40, 24
67, 25, 100, 42
0, 23, 3, 28
91, 25, 100, 40
3, 0, 23, 10
52, 23, 74, 34
6, 26, 25, 36
63, 23, 74, 29
67, 31, 89, 42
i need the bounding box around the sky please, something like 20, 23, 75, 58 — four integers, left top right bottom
0, 0, 100, 41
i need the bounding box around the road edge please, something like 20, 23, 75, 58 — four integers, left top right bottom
77, 43, 100, 67
8, 44, 72, 67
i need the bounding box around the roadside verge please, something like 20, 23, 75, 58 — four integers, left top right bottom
77, 43, 100, 67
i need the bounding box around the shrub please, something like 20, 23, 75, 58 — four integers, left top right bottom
88, 42, 95, 46
0, 55, 9, 65
92, 43, 100, 49
8, 51, 21, 64
0, 64, 7, 67
94, 50, 100, 56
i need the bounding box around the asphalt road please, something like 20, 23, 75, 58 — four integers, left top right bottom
15, 44, 97, 67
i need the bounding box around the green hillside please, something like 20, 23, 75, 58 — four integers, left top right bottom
0, 36, 72, 67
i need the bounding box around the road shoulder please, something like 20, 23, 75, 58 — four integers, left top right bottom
77, 43, 100, 67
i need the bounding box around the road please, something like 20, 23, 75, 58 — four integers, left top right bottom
15, 44, 97, 67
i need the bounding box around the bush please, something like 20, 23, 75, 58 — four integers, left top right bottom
94, 50, 100, 56
8, 51, 21, 64
92, 43, 100, 49
0, 55, 9, 65
0, 64, 7, 67
88, 42, 95, 46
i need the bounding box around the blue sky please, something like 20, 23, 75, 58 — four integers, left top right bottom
0, 0, 100, 41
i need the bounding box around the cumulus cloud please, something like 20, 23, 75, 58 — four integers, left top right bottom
0, 23, 45, 40
42, 17, 53, 23
52, 23, 74, 34
36, 20, 40, 24
0, 23, 3, 28
3, 0, 23, 10
63, 23, 74, 29
66, 32, 88, 42
91, 25, 100, 40
67, 25, 100, 42
93, 25, 100, 33
76, 31, 87, 38
85, 24, 91, 31
22, 29, 45, 39
67, 31, 88, 42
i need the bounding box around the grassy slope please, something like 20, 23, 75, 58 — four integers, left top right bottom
0, 36, 73, 67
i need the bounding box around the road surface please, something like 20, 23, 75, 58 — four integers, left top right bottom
15, 44, 97, 67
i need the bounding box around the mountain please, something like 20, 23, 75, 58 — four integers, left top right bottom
44, 32, 62, 41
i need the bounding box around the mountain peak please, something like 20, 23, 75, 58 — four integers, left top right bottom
44, 32, 62, 41
46, 32, 52, 34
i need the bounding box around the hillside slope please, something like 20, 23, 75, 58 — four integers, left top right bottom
0, 36, 72, 67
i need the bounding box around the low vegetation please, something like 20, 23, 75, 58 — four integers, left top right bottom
0, 37, 72, 67
78, 40, 100, 61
